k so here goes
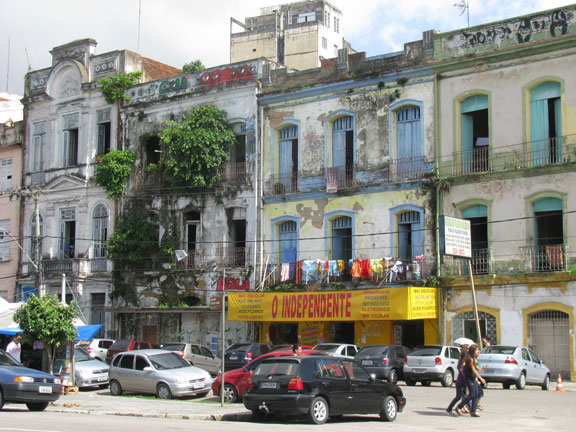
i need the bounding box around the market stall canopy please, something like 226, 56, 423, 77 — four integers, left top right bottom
0, 324, 102, 341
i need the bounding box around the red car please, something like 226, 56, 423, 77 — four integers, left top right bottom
105, 340, 160, 363
212, 349, 321, 402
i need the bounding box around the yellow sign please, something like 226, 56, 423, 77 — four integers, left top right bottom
228, 287, 436, 322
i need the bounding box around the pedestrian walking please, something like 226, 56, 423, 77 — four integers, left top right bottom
447, 344, 469, 414
6, 334, 23, 363
456, 344, 486, 418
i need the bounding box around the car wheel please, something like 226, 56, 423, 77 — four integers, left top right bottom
515, 372, 526, 390
503, 382, 511, 389
421, 381, 431, 386
0, 390, 4, 410
441, 369, 454, 387
26, 402, 49, 411
379, 395, 398, 422
157, 383, 173, 399
109, 380, 123, 396
405, 377, 416, 386
387, 369, 398, 385
542, 374, 550, 391
308, 396, 329, 425
223, 384, 238, 403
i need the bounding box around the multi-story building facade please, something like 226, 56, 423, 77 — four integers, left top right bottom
434, 4, 576, 380
231, 0, 347, 71
0, 119, 23, 302
19, 39, 179, 336
245, 33, 439, 348
115, 59, 277, 348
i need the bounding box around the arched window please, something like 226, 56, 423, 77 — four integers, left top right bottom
397, 210, 422, 258
452, 310, 497, 344
278, 220, 298, 263
92, 204, 109, 259
533, 197, 563, 271
530, 81, 562, 165
278, 125, 299, 193
396, 106, 424, 179
331, 216, 352, 260
463, 205, 489, 274
330, 115, 355, 188
461, 94, 489, 173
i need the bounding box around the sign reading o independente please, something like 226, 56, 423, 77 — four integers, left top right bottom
227, 287, 437, 322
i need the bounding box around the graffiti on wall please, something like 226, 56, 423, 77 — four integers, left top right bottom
440, 7, 575, 55
199, 65, 255, 90
217, 276, 250, 291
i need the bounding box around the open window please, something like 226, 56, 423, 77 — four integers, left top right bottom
533, 198, 564, 271
461, 95, 489, 173
463, 205, 489, 274
278, 125, 299, 194
330, 116, 355, 188
330, 216, 352, 261
530, 81, 562, 165
96, 108, 111, 156
62, 113, 79, 167
59, 207, 76, 259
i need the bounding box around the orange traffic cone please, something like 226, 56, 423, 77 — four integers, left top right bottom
555, 374, 565, 392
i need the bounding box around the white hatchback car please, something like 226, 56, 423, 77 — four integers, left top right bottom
403, 345, 461, 387
313, 343, 359, 358
80, 338, 115, 363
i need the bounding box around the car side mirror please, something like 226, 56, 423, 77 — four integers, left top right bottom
539, 360, 545, 365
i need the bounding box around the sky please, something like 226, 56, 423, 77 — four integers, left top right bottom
0, 0, 572, 96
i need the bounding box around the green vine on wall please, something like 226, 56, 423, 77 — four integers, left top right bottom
95, 150, 135, 198
98, 71, 143, 105
158, 105, 236, 188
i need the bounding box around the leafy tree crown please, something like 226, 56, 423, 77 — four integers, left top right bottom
182, 60, 204, 73
95, 150, 135, 198
98, 71, 143, 104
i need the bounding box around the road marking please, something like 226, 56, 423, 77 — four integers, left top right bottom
0, 428, 64, 432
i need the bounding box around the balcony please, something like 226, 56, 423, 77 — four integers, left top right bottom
219, 162, 249, 183
264, 157, 431, 196
216, 246, 250, 267
263, 256, 431, 287
447, 135, 574, 177
173, 247, 251, 269
442, 244, 567, 277
42, 258, 89, 278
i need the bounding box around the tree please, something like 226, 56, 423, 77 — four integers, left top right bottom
13, 294, 78, 373
159, 106, 236, 187
95, 150, 136, 198
182, 60, 204, 73
98, 71, 143, 105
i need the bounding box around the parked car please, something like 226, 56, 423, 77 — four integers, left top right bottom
313, 343, 359, 358
355, 345, 410, 384
212, 348, 323, 403
161, 343, 220, 375
403, 345, 460, 387
478, 345, 551, 390
79, 338, 115, 363
0, 348, 62, 411
243, 355, 406, 424
224, 343, 271, 370
108, 349, 213, 399
71, 347, 109, 389
105, 340, 160, 363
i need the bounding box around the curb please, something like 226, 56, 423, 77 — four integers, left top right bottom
46, 407, 252, 421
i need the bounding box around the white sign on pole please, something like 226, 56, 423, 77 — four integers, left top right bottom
440, 216, 472, 258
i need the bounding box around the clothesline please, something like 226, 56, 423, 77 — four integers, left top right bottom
267, 256, 426, 285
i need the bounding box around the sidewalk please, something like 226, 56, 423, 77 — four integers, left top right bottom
44, 389, 252, 421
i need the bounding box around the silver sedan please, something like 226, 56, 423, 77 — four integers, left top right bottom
478, 345, 551, 390
109, 349, 213, 399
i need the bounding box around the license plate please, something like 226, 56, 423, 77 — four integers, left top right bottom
39, 386, 52, 394
361, 360, 373, 366
260, 382, 278, 389
413, 369, 425, 374
97, 376, 107, 382
484, 369, 497, 374
229, 356, 238, 360
192, 382, 205, 389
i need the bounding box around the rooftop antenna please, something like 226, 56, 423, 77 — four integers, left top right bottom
454, 0, 470, 28
137, 0, 142, 53
5, 37, 9, 92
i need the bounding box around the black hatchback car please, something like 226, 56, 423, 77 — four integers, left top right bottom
224, 343, 271, 370
243, 355, 406, 424
354, 345, 410, 384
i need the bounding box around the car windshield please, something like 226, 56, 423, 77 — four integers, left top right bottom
74, 348, 93, 362
482, 346, 515, 355
357, 346, 388, 356
254, 360, 300, 376
314, 344, 339, 352
410, 346, 442, 356
0, 349, 20, 366
148, 353, 190, 370
162, 344, 185, 351
227, 344, 251, 352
